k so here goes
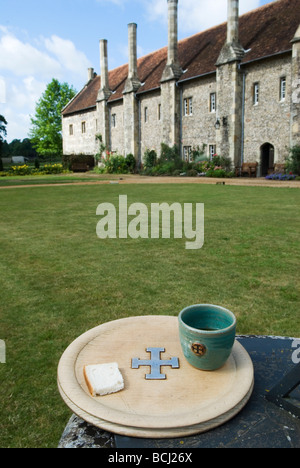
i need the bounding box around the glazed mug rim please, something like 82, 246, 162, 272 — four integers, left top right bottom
178, 303, 236, 335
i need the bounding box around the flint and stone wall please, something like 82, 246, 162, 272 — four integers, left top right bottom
291, 28, 300, 146
243, 55, 292, 165
109, 100, 125, 155
62, 110, 99, 156
139, 90, 162, 157
181, 76, 217, 156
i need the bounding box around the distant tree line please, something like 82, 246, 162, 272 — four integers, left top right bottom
0, 114, 37, 159
1, 138, 38, 159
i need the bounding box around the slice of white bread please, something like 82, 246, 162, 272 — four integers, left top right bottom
83, 362, 124, 396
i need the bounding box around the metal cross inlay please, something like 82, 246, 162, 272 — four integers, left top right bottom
132, 347, 180, 380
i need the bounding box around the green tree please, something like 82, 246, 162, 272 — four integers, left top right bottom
1, 140, 10, 157
9, 138, 37, 158
0, 115, 8, 157
287, 145, 300, 175
29, 79, 76, 158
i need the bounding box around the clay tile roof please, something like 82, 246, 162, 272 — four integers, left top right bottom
178, 0, 300, 82
177, 23, 226, 82
62, 0, 300, 116
239, 0, 300, 63
62, 75, 100, 115
135, 47, 168, 95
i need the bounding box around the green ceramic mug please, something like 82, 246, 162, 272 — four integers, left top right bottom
178, 304, 236, 371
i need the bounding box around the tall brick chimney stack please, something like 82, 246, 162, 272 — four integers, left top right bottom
227, 0, 239, 44
216, 0, 245, 168
124, 23, 141, 93
123, 23, 141, 159
161, 0, 182, 81
98, 39, 111, 101
128, 23, 138, 80
216, 0, 244, 65
167, 0, 179, 68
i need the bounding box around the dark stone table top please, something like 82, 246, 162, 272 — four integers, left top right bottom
58, 335, 300, 449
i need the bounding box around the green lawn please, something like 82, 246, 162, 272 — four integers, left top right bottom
0, 182, 299, 447
0, 174, 107, 186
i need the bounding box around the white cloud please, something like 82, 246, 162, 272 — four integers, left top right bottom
144, 0, 261, 34
44, 35, 91, 76
9, 77, 46, 110
2, 76, 47, 141
3, 107, 31, 142
0, 26, 91, 141
144, 0, 167, 23
0, 30, 62, 78
0, 25, 9, 34
0, 27, 91, 81
0, 76, 6, 103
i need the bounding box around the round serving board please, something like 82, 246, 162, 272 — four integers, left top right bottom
57, 315, 254, 438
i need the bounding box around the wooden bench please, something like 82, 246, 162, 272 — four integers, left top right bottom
71, 163, 89, 172
274, 163, 286, 173
240, 162, 258, 177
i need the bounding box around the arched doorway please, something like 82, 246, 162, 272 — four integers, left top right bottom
260, 143, 275, 176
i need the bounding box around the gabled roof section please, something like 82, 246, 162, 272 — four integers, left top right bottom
62, 0, 300, 116
62, 75, 100, 116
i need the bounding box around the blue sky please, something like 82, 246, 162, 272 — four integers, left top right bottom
0, 0, 274, 142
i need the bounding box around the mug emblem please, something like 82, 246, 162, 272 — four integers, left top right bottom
191, 342, 206, 356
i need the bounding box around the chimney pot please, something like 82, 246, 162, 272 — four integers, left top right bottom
87, 67, 94, 81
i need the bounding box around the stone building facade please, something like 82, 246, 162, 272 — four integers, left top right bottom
62, 0, 300, 176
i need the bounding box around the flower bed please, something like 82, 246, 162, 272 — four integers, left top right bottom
265, 173, 296, 181
0, 163, 64, 177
